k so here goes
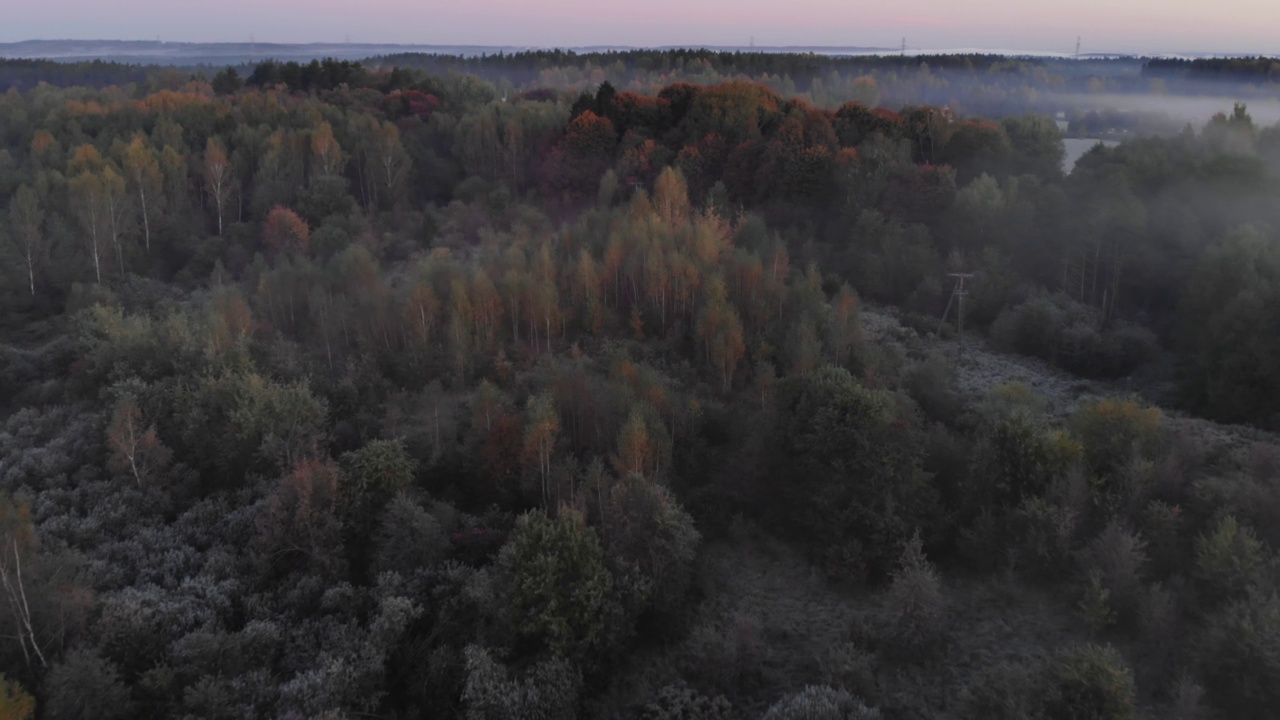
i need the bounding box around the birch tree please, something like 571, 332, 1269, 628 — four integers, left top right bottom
6, 185, 45, 297
122, 135, 162, 251
203, 137, 233, 236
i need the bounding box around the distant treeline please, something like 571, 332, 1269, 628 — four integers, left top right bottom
1144, 56, 1280, 83
0, 58, 155, 92
4, 49, 1280, 103
367, 49, 1045, 85
243, 58, 368, 93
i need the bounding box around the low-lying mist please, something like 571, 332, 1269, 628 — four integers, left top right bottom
1051, 92, 1280, 130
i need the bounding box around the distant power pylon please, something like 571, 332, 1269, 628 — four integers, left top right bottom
939, 273, 974, 364
1075, 36, 1082, 58
901, 37, 907, 56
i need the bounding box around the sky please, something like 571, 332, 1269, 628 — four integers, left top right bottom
4, 0, 1280, 56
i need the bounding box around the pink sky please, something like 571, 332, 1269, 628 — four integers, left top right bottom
5, 0, 1280, 55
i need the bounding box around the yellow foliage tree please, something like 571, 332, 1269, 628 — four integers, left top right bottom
0, 674, 35, 720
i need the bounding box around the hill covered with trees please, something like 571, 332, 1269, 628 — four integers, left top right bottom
1, 53, 1280, 719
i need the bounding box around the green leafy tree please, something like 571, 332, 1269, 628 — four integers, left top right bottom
1039, 644, 1136, 720
1001, 114, 1065, 180
602, 474, 700, 617
776, 365, 936, 579
1180, 226, 1280, 426
341, 438, 416, 532
500, 510, 616, 660
971, 413, 1078, 510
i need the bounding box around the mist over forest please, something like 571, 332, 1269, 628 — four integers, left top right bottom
1, 45, 1280, 720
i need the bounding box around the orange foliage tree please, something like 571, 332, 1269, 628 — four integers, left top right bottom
541, 110, 617, 200
653, 166, 691, 227
253, 457, 344, 579
263, 206, 311, 256
309, 121, 344, 178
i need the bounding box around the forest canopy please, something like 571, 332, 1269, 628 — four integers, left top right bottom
1, 50, 1280, 719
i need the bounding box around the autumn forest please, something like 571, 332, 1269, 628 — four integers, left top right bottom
2, 50, 1280, 720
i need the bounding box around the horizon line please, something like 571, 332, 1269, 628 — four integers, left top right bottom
4, 39, 1274, 61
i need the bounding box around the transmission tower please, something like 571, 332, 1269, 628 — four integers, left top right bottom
938, 273, 974, 364
1075, 36, 1082, 59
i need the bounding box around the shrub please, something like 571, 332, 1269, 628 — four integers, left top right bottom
680, 610, 764, 697
1140, 500, 1185, 580
971, 413, 1079, 510
639, 682, 735, 720
1069, 397, 1163, 478
461, 645, 581, 720
761, 685, 881, 720
1199, 592, 1280, 720
43, 649, 134, 720
0, 674, 34, 720
817, 642, 881, 705
990, 295, 1069, 360
1168, 674, 1210, 720
958, 662, 1036, 720
1136, 582, 1180, 671
1010, 496, 1079, 580
1039, 644, 1137, 720
1079, 570, 1116, 634
977, 382, 1049, 422
1193, 514, 1266, 608
1080, 522, 1148, 625
990, 296, 1157, 378
902, 354, 965, 426
373, 493, 451, 576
